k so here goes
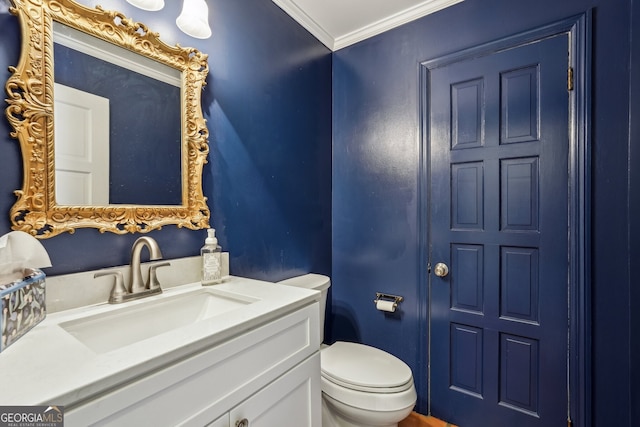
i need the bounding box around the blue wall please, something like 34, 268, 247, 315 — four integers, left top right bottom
331, 0, 637, 424
629, 0, 640, 421
0, 0, 332, 279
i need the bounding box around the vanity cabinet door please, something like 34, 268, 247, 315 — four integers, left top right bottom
230, 352, 321, 427
206, 414, 229, 427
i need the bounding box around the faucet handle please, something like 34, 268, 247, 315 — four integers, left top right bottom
147, 262, 171, 291
95, 271, 127, 304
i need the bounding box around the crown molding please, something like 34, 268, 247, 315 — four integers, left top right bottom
271, 0, 336, 50
272, 0, 464, 51
334, 0, 464, 50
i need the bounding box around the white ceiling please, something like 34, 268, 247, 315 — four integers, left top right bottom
272, 0, 464, 51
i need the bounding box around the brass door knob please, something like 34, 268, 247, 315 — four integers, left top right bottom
434, 262, 449, 278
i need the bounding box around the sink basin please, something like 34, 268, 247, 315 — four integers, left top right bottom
60, 287, 257, 354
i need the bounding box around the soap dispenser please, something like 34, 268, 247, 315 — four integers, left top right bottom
201, 228, 222, 286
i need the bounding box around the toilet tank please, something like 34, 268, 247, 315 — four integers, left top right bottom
277, 274, 330, 342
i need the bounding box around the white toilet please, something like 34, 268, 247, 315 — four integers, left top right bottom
278, 274, 417, 427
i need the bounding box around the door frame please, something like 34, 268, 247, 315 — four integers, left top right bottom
417, 13, 592, 427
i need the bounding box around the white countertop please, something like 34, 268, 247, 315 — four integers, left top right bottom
0, 276, 319, 406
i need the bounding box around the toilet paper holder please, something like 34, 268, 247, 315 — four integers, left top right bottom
374, 292, 404, 310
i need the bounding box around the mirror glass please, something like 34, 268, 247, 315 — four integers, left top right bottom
52, 22, 182, 206
5, 0, 211, 237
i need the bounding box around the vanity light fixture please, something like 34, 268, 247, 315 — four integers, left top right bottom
125, 0, 165, 12
126, 0, 212, 39
176, 0, 212, 39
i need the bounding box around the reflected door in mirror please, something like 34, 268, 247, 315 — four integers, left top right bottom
54, 83, 110, 206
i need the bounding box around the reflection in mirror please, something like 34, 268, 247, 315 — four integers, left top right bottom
54, 82, 110, 205
5, 0, 210, 237
53, 22, 182, 206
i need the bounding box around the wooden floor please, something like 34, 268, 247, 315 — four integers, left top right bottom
399, 412, 458, 427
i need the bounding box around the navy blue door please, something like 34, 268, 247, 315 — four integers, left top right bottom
429, 34, 569, 427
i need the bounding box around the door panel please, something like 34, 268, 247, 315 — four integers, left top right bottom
429, 34, 569, 427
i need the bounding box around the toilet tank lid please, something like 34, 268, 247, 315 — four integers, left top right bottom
278, 273, 330, 291
321, 341, 413, 389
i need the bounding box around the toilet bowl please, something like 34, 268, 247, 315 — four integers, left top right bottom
278, 274, 417, 427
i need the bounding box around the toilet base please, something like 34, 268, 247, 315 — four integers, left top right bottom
321, 393, 412, 427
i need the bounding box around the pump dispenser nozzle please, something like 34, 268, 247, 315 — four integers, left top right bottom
206, 228, 217, 245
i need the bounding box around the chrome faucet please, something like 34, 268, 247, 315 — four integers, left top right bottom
130, 236, 163, 294
94, 236, 170, 304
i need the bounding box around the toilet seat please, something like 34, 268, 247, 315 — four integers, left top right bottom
320, 342, 417, 412
323, 374, 414, 394
321, 375, 417, 413
321, 341, 413, 392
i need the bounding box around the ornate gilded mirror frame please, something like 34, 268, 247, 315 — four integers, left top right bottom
5, 0, 210, 238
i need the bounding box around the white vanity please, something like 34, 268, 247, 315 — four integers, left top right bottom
0, 275, 321, 427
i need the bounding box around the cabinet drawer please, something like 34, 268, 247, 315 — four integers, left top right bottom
66, 303, 319, 426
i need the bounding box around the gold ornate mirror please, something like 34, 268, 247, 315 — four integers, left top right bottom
5, 0, 210, 238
